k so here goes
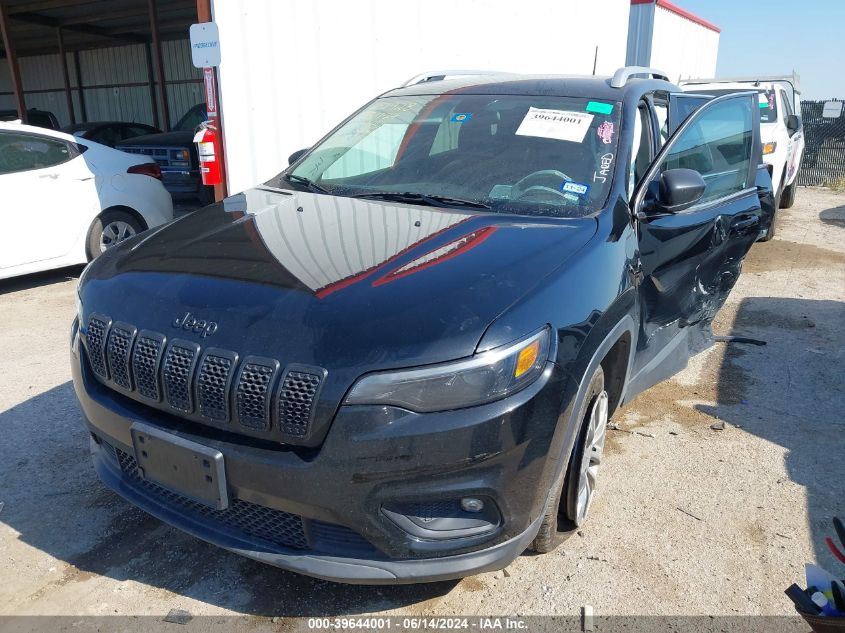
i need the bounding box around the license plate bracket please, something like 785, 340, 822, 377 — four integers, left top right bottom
130, 422, 228, 510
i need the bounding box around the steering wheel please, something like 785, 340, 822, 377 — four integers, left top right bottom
511, 169, 574, 201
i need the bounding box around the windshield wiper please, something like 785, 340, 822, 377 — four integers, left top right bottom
350, 191, 490, 210
282, 173, 331, 194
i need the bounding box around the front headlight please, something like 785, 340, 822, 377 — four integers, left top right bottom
345, 327, 551, 413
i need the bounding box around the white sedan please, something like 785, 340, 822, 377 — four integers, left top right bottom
0, 121, 174, 280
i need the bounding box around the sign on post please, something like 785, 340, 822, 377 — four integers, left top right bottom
189, 22, 221, 68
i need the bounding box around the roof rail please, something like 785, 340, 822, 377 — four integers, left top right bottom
610, 66, 670, 88
401, 70, 503, 88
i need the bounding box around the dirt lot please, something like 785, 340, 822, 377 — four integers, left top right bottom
0, 188, 843, 628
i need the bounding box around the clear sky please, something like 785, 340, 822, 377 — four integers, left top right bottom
676, 0, 844, 100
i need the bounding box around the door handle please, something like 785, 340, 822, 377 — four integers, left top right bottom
729, 215, 760, 234
38, 173, 59, 179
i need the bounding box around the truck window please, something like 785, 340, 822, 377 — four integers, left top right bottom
780, 89, 794, 122
758, 89, 778, 124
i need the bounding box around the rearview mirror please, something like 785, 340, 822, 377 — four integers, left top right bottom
288, 148, 309, 165
643, 168, 706, 215
786, 114, 801, 133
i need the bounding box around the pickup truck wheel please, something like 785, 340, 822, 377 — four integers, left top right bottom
86, 209, 143, 260
780, 180, 797, 209
531, 366, 607, 553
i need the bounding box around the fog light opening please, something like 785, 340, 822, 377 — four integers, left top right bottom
461, 497, 485, 513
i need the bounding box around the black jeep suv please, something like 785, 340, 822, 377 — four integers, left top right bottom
72, 67, 770, 584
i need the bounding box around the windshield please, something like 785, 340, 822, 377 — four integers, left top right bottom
173, 104, 206, 132
287, 94, 622, 217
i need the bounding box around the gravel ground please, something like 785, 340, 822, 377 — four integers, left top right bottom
0, 187, 843, 628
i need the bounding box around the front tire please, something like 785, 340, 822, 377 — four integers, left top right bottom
759, 182, 782, 243
86, 209, 143, 261
780, 180, 797, 209
531, 366, 608, 553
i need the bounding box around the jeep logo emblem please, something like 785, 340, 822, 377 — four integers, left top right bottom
172, 312, 218, 338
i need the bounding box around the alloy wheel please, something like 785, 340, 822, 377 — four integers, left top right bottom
100, 220, 137, 253
574, 390, 609, 525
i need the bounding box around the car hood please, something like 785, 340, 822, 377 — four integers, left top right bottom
82, 188, 596, 386
116, 130, 193, 147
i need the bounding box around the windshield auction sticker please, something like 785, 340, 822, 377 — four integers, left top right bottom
515, 108, 594, 143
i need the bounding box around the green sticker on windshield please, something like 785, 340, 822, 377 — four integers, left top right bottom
586, 101, 613, 115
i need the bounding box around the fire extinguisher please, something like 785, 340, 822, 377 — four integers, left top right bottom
194, 121, 222, 186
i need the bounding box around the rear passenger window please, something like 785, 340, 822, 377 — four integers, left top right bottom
0, 131, 73, 174
659, 97, 753, 204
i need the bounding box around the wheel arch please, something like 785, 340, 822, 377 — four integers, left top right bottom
544, 315, 638, 499
85, 205, 148, 260
97, 205, 149, 231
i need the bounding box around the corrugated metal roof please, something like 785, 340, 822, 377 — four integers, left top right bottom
1, 0, 196, 58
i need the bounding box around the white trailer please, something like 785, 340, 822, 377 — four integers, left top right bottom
210, 0, 632, 194
626, 0, 720, 85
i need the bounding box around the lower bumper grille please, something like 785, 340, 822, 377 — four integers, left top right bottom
111, 443, 309, 550
104, 441, 378, 557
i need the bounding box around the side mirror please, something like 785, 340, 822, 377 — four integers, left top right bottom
288, 148, 309, 165
786, 114, 801, 133
642, 168, 706, 215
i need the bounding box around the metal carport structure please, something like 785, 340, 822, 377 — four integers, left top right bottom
0, 0, 203, 130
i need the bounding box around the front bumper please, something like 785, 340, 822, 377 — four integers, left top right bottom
71, 329, 572, 584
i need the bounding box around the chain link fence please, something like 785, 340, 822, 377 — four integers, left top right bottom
798, 99, 845, 186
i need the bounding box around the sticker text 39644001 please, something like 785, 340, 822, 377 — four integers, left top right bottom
515, 108, 594, 143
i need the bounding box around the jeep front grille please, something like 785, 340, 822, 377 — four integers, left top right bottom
106, 323, 136, 390
278, 367, 326, 437
83, 315, 326, 444
86, 314, 111, 379
235, 357, 279, 430
197, 349, 237, 423
133, 331, 165, 402
162, 340, 200, 413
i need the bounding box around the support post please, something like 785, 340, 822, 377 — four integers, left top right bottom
196, 0, 228, 201
0, 1, 27, 123
73, 50, 86, 122
147, 0, 169, 129
144, 42, 160, 128
56, 27, 75, 125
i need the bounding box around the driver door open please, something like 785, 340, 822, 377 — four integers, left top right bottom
624, 92, 763, 400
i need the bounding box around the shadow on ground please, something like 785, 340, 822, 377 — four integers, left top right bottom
819, 204, 845, 228
698, 296, 845, 570
0, 265, 83, 295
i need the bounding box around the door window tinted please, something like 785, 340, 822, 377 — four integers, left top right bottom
780, 89, 794, 120
629, 105, 652, 196
654, 102, 669, 145
124, 125, 155, 140
0, 132, 73, 174
89, 127, 121, 147
659, 97, 753, 204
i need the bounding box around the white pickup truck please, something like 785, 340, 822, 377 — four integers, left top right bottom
681, 74, 804, 240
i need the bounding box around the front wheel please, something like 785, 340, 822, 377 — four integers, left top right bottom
531, 366, 608, 553
780, 180, 797, 209
86, 209, 143, 260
